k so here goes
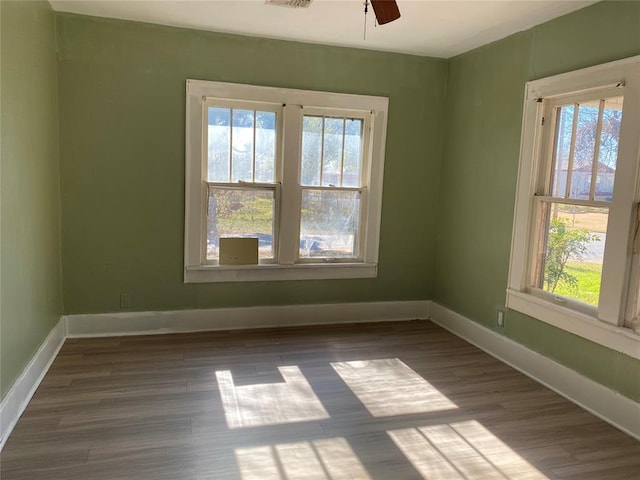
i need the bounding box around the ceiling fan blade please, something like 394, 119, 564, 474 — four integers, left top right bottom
370, 0, 401, 25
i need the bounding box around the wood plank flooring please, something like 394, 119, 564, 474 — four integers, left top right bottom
1, 320, 638, 479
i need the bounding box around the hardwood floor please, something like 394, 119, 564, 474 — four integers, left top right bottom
1, 320, 638, 479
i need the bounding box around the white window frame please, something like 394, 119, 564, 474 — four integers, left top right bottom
184, 80, 388, 283
296, 106, 372, 264
202, 98, 284, 265
507, 56, 640, 359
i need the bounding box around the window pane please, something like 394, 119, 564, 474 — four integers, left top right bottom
208, 107, 230, 182
570, 103, 598, 200
343, 119, 363, 187
255, 111, 276, 183
299, 189, 361, 258
536, 202, 607, 307
301, 116, 322, 186
551, 104, 574, 197
322, 118, 344, 186
207, 188, 274, 260
552, 96, 622, 202
232, 109, 254, 182
594, 96, 623, 201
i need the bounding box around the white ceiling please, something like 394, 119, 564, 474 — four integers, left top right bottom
49, 0, 598, 58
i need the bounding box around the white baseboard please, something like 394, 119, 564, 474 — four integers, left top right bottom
2, 301, 430, 451
429, 302, 640, 441
0, 318, 66, 451
6, 300, 636, 453
65, 300, 433, 337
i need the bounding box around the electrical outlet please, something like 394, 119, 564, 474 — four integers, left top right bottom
120, 293, 130, 309
496, 308, 505, 328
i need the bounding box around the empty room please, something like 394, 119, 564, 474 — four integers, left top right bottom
1, 0, 639, 478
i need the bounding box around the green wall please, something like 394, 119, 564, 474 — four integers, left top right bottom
56, 14, 447, 314
434, 0, 640, 401
3, 0, 638, 404
0, 1, 63, 398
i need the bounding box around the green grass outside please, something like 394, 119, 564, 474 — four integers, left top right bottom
552, 261, 602, 306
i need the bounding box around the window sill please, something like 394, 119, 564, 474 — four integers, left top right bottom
506, 289, 640, 360
184, 262, 377, 283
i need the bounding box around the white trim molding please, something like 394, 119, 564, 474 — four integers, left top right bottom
1, 301, 429, 450
185, 262, 377, 283
508, 55, 640, 341
65, 300, 432, 337
429, 302, 640, 441
507, 289, 640, 359
185, 79, 389, 284
3, 301, 638, 451
0, 318, 66, 451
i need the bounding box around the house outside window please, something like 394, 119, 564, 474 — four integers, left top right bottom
507, 56, 640, 359
184, 80, 389, 283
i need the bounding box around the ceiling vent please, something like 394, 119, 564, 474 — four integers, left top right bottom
265, 0, 312, 8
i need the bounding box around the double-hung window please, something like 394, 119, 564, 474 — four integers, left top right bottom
184, 80, 388, 283
204, 100, 282, 263
298, 109, 370, 261
508, 56, 640, 358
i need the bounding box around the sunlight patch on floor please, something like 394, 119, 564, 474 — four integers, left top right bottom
388, 421, 549, 480
331, 358, 457, 417
216, 366, 329, 429
235, 437, 372, 480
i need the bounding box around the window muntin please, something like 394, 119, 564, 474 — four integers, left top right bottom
507, 56, 640, 354
530, 92, 623, 310
185, 80, 388, 282
549, 96, 623, 201
298, 110, 369, 261
206, 103, 279, 183
204, 100, 282, 264
301, 115, 364, 188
